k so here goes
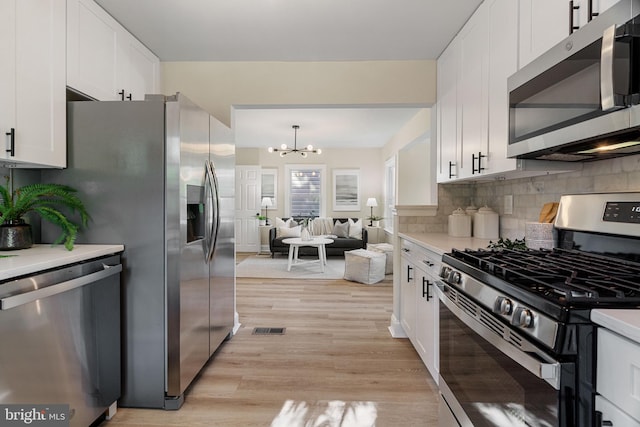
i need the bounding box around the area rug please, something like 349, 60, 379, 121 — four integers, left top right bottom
236, 254, 347, 279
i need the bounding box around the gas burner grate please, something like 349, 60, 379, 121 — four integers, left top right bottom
449, 248, 640, 306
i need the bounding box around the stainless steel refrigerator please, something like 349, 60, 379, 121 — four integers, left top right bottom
42, 93, 235, 409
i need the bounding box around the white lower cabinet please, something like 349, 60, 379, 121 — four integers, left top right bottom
596, 328, 640, 426
400, 238, 440, 382
400, 253, 416, 341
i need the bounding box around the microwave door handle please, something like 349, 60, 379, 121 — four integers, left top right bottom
601, 24, 619, 111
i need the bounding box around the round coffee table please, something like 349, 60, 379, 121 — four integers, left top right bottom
282, 237, 334, 272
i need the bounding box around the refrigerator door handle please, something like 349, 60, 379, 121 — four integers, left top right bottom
208, 160, 221, 262
204, 160, 215, 261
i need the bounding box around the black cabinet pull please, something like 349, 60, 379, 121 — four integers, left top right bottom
588, 0, 598, 21
407, 265, 413, 282
448, 161, 456, 179
127, 93, 132, 101
569, 1, 580, 34
472, 152, 487, 174
5, 128, 14, 157
422, 278, 432, 301
118, 89, 125, 100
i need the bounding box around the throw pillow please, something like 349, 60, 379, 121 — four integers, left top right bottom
348, 218, 363, 239
274, 217, 287, 238
333, 220, 349, 238
279, 225, 301, 238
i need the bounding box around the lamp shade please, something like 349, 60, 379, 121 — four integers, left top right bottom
366, 198, 378, 207
261, 197, 273, 207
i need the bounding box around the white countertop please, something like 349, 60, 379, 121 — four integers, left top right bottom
591, 309, 640, 345
398, 232, 494, 255
0, 244, 124, 281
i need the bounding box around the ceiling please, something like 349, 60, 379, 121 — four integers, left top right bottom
95, 0, 482, 149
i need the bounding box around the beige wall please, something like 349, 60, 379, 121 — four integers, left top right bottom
238, 147, 383, 220
161, 61, 436, 126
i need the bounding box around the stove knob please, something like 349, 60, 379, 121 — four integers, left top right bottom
494, 297, 513, 315
451, 271, 462, 284
512, 307, 534, 328
440, 266, 451, 279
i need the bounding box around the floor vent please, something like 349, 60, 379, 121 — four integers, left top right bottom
252, 327, 286, 335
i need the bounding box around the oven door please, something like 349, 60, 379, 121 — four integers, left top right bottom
437, 282, 576, 427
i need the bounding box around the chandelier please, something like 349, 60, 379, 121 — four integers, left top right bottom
268, 125, 322, 157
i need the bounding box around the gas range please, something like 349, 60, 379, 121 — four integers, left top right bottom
440, 246, 640, 354
440, 193, 640, 354
437, 193, 640, 427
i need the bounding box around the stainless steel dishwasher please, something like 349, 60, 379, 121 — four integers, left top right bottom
0, 254, 122, 427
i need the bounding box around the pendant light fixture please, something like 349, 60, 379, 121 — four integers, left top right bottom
268, 125, 321, 157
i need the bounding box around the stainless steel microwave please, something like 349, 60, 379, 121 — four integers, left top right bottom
508, 0, 640, 161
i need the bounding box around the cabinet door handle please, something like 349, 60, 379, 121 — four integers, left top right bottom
118, 89, 125, 100
588, 0, 598, 21
5, 128, 15, 157
422, 278, 432, 301
472, 151, 487, 174
407, 265, 413, 282
448, 161, 456, 178
569, 1, 580, 34
126, 93, 132, 101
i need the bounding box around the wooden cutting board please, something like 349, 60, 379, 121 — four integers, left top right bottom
538, 202, 559, 223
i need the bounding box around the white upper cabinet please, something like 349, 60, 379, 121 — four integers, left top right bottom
67, 0, 160, 101
117, 34, 161, 101
0, 0, 66, 168
486, 0, 520, 175
435, 0, 579, 182
457, 4, 489, 180
518, 0, 569, 69
436, 38, 460, 183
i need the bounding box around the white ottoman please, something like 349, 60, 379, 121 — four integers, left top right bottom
344, 249, 386, 284
367, 243, 394, 274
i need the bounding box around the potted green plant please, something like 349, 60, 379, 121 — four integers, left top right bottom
366, 215, 383, 227
256, 214, 267, 226
0, 177, 90, 251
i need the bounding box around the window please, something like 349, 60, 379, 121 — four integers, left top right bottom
285, 165, 326, 218
261, 168, 278, 208
384, 157, 396, 232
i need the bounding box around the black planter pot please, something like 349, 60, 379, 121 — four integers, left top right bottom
0, 220, 33, 250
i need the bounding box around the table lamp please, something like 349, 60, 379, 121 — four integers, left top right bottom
366, 197, 378, 226
261, 197, 273, 225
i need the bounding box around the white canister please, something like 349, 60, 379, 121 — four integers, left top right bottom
474, 206, 499, 239
448, 208, 472, 237
465, 205, 478, 236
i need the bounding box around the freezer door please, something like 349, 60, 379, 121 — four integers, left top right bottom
165, 94, 212, 401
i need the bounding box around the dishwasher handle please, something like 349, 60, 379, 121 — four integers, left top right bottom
1, 264, 122, 310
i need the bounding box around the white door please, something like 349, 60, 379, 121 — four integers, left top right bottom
235, 166, 261, 253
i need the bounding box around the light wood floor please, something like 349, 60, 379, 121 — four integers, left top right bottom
103, 253, 440, 426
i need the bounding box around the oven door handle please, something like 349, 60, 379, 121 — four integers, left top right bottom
437, 284, 561, 390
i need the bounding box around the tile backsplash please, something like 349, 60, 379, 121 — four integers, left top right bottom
398, 154, 640, 239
